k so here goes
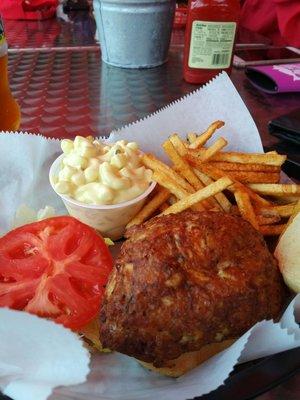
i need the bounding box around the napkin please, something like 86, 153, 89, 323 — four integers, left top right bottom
0, 309, 90, 400
107, 71, 263, 160
0, 72, 299, 400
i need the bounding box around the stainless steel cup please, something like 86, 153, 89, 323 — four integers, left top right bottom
93, 0, 176, 68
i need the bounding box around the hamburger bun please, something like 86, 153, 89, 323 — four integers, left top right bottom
138, 339, 236, 377
275, 210, 300, 293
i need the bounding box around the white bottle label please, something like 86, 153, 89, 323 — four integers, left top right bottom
188, 21, 236, 69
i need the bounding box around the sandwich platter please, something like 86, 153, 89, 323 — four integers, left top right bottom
0, 73, 299, 400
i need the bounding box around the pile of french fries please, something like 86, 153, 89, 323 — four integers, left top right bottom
127, 121, 300, 236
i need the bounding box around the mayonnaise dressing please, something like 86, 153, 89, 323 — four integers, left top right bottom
53, 136, 152, 205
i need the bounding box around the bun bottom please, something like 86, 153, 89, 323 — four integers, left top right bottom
138, 339, 236, 377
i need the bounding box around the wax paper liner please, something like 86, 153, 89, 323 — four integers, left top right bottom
48, 298, 299, 400
0, 309, 90, 400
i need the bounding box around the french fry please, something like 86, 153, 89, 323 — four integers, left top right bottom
248, 184, 300, 196
226, 171, 280, 184
234, 182, 271, 207
201, 137, 228, 162
126, 187, 170, 228
210, 207, 223, 212
142, 153, 194, 193
193, 168, 232, 212
191, 173, 222, 210
188, 149, 287, 166
189, 120, 225, 149
152, 170, 206, 212
152, 171, 188, 199
257, 215, 282, 225
234, 191, 259, 230
158, 202, 170, 213
169, 195, 177, 205
130, 121, 294, 231
187, 154, 271, 206
273, 200, 300, 242
274, 202, 298, 217
274, 196, 300, 204
259, 203, 297, 218
163, 140, 205, 191
259, 224, 286, 236
188, 153, 280, 184
163, 140, 218, 209
254, 207, 280, 220
208, 161, 280, 173
229, 205, 280, 228
162, 177, 232, 216
285, 200, 300, 228
169, 134, 188, 157
187, 133, 197, 144
228, 204, 238, 214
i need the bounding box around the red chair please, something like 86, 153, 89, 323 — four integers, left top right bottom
0, 0, 58, 20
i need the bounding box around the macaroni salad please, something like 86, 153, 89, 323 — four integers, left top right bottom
53, 136, 153, 205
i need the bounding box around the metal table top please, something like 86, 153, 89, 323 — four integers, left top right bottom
5, 16, 300, 149
3, 11, 300, 400
4, 11, 98, 49
7, 46, 195, 138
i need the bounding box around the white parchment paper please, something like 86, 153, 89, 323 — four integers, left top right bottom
0, 309, 90, 400
0, 72, 299, 400
107, 72, 263, 160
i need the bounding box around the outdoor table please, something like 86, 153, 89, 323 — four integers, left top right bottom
2, 11, 300, 400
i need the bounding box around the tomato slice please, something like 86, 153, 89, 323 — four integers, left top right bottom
0, 216, 113, 330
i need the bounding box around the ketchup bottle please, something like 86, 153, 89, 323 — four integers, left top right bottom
183, 0, 240, 84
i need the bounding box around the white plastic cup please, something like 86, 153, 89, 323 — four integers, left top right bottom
49, 154, 156, 240
93, 0, 176, 68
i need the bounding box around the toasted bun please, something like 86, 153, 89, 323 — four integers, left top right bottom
275, 211, 300, 293
79, 318, 111, 353
138, 339, 236, 377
